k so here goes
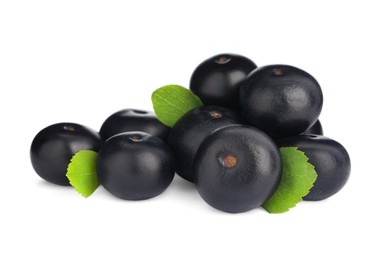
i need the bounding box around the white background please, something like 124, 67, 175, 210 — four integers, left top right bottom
1, 1, 389, 259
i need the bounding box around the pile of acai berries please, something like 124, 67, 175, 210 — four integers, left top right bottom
30, 53, 351, 214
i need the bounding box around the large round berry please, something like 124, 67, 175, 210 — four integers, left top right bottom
168, 106, 242, 183
97, 132, 175, 200
99, 109, 170, 142
190, 53, 256, 110
278, 134, 351, 201
194, 125, 282, 213
30, 123, 102, 185
240, 65, 323, 137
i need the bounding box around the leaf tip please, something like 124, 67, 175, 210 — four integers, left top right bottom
66, 150, 99, 198
151, 84, 203, 128
262, 146, 318, 213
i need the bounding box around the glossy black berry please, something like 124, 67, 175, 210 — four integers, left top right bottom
97, 132, 175, 200
278, 134, 351, 201
30, 123, 102, 186
240, 65, 323, 137
194, 125, 282, 213
303, 120, 323, 135
190, 53, 256, 110
99, 109, 170, 142
168, 106, 243, 183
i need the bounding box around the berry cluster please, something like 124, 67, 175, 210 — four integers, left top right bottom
30, 53, 351, 214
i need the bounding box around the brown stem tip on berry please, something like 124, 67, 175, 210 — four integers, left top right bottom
219, 154, 238, 168
274, 68, 283, 76
130, 135, 142, 142
63, 125, 76, 132
215, 56, 231, 64
210, 111, 222, 119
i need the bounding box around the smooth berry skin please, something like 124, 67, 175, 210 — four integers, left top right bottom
303, 120, 323, 135
190, 53, 256, 110
194, 125, 282, 213
30, 123, 102, 186
240, 65, 323, 138
99, 109, 170, 142
97, 132, 175, 200
168, 106, 243, 183
278, 134, 351, 201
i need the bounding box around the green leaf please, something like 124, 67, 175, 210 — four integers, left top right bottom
66, 150, 99, 198
262, 147, 317, 213
151, 84, 203, 127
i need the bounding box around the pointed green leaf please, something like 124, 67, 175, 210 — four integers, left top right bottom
262, 147, 317, 213
151, 84, 203, 127
66, 150, 99, 198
